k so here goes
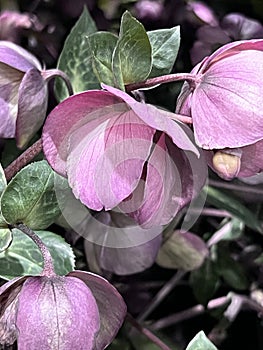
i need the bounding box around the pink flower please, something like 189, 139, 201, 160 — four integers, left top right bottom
0, 271, 126, 349
43, 84, 206, 228
176, 40, 263, 179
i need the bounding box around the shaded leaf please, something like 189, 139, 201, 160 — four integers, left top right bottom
1, 160, 68, 229
156, 230, 208, 271
55, 6, 99, 101
186, 331, 218, 350
148, 26, 180, 78
0, 228, 12, 252
190, 258, 219, 305
112, 11, 152, 90
206, 186, 263, 233
87, 31, 118, 86
0, 229, 75, 280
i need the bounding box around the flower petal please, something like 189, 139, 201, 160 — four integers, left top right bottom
0, 41, 41, 71
192, 49, 263, 149
102, 84, 199, 155
16, 68, 48, 149
67, 109, 155, 210
68, 271, 127, 350
42, 90, 123, 176
16, 276, 100, 350
0, 62, 23, 137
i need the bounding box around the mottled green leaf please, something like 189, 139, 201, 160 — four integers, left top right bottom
206, 186, 263, 233
190, 258, 219, 305
186, 331, 218, 350
156, 230, 208, 271
87, 31, 118, 86
112, 11, 152, 90
0, 229, 75, 280
0, 228, 12, 252
148, 26, 180, 78
55, 6, 99, 101
1, 160, 68, 229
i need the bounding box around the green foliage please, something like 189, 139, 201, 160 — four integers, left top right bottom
147, 26, 180, 78
190, 258, 219, 305
0, 229, 75, 280
55, 6, 99, 101
1, 161, 69, 229
112, 11, 152, 89
206, 186, 263, 233
186, 331, 218, 350
87, 32, 118, 86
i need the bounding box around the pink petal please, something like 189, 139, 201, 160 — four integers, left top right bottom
192, 49, 263, 149
102, 84, 199, 155
16, 276, 100, 350
16, 68, 48, 149
68, 271, 127, 350
239, 140, 263, 177
42, 90, 123, 176
67, 110, 155, 210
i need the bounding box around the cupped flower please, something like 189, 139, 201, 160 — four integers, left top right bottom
43, 84, 207, 228
176, 39, 263, 178
0, 40, 48, 148
0, 271, 126, 349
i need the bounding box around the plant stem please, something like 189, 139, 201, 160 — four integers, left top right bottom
13, 223, 56, 277
4, 139, 42, 181
209, 179, 263, 196
126, 73, 198, 92
137, 270, 186, 322
126, 313, 173, 350
42, 69, 74, 96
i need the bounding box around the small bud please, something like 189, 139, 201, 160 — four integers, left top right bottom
212, 150, 241, 180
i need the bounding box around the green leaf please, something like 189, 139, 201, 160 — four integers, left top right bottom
216, 245, 249, 290
55, 6, 99, 101
0, 229, 75, 280
1, 160, 68, 229
0, 162, 8, 227
112, 11, 152, 90
190, 258, 219, 305
186, 331, 218, 350
147, 26, 180, 78
87, 31, 118, 86
0, 228, 12, 252
206, 186, 263, 233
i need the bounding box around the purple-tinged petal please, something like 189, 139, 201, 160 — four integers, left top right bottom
67, 110, 155, 210
238, 140, 263, 177
16, 276, 100, 350
192, 49, 263, 149
0, 41, 41, 71
187, 1, 219, 26
102, 84, 199, 155
42, 90, 123, 176
68, 271, 127, 350
16, 68, 48, 149
0, 277, 28, 347
156, 230, 208, 271
0, 62, 23, 138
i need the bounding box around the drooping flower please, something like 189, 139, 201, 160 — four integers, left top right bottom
176, 39, 263, 179
0, 270, 126, 349
43, 84, 207, 228
0, 40, 48, 148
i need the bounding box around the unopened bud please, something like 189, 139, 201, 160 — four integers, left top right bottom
212, 150, 241, 180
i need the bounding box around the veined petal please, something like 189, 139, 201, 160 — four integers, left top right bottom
192, 49, 263, 149
67, 110, 155, 210
42, 90, 123, 176
67, 271, 126, 350
0, 62, 23, 137
16, 68, 48, 149
16, 276, 100, 350
0, 41, 41, 71
102, 84, 199, 156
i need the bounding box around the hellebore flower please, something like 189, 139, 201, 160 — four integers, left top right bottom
0, 271, 126, 349
176, 39, 263, 179
43, 84, 207, 228
0, 40, 48, 148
